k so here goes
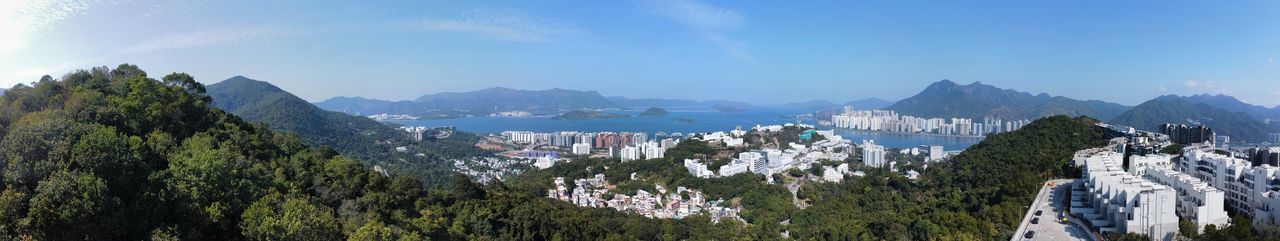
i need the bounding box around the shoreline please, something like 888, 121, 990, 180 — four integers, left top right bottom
828, 128, 988, 139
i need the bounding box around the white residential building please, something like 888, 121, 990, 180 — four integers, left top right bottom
719, 158, 752, 177
620, 146, 642, 162
684, 159, 713, 178
1177, 148, 1280, 233
928, 145, 944, 162
822, 166, 842, 183
572, 143, 592, 155
1144, 168, 1230, 232
861, 140, 887, 168
1072, 148, 1179, 240
642, 141, 665, 159
534, 156, 557, 170
739, 152, 769, 174
1127, 154, 1175, 177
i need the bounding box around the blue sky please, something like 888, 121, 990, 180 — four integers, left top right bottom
1, 0, 1278, 106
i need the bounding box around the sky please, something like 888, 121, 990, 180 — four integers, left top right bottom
1, 0, 1279, 107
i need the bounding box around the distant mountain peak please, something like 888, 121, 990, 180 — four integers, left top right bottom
888, 79, 1130, 120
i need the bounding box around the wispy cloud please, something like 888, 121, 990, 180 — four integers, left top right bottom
117, 25, 297, 54
1158, 86, 1168, 92
115, 9, 589, 54
1183, 80, 1230, 94
638, 0, 752, 61
0, 0, 113, 55
395, 9, 592, 42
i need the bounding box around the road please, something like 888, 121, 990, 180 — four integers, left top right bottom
1011, 179, 1096, 241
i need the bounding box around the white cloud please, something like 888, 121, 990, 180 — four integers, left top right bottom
1270, 57, 1275, 65
0, 0, 109, 56
1158, 86, 1168, 92
639, 0, 752, 61
117, 25, 296, 54
1182, 80, 1230, 94
396, 9, 593, 42
114, 9, 588, 54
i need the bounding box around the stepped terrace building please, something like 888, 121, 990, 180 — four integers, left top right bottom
1071, 147, 1179, 241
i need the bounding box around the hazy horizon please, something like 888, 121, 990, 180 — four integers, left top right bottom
3, 0, 1279, 106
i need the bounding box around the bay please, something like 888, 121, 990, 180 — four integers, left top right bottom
387, 107, 982, 150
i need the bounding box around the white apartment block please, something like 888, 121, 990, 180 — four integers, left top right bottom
1177, 148, 1280, 233
642, 141, 665, 159
572, 143, 592, 155
719, 158, 752, 177
684, 159, 713, 178
861, 140, 887, 168
1072, 148, 1179, 240
620, 146, 642, 162
1143, 168, 1230, 232
1128, 154, 1176, 177
928, 145, 944, 162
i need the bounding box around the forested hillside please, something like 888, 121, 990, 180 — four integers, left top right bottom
207, 76, 488, 186
790, 115, 1115, 239
0, 64, 774, 240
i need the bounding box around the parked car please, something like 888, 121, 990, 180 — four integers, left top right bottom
1034, 210, 1043, 216
1031, 217, 1040, 224
1024, 231, 1035, 239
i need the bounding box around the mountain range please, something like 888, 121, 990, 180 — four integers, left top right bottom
605, 96, 753, 109
845, 98, 895, 110
317, 88, 756, 116
1175, 94, 1280, 121
0, 87, 6, 95
781, 99, 842, 111
887, 80, 1132, 120
1110, 95, 1276, 142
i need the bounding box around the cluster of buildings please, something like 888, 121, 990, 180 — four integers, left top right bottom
826, 109, 1029, 136
1159, 124, 1216, 146
546, 174, 741, 222
453, 157, 531, 183
1071, 132, 1280, 239
367, 113, 420, 121
1072, 144, 1181, 240
499, 131, 685, 168
1174, 146, 1280, 235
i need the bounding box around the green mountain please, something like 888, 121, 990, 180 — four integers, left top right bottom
607, 96, 755, 109
782, 99, 842, 111
316, 87, 620, 116
1110, 95, 1275, 142
312, 96, 422, 116
413, 87, 618, 111
637, 107, 670, 117
887, 80, 1131, 120
206, 76, 473, 185
843, 97, 894, 110
208, 76, 406, 158
1179, 94, 1280, 121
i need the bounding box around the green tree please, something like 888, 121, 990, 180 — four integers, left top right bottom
24, 171, 116, 240
157, 133, 266, 237
241, 193, 343, 241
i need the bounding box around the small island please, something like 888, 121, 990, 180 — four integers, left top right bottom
637, 107, 670, 117
552, 110, 628, 120
677, 118, 696, 124
712, 105, 746, 113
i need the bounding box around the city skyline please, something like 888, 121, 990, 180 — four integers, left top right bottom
2, 0, 1279, 106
